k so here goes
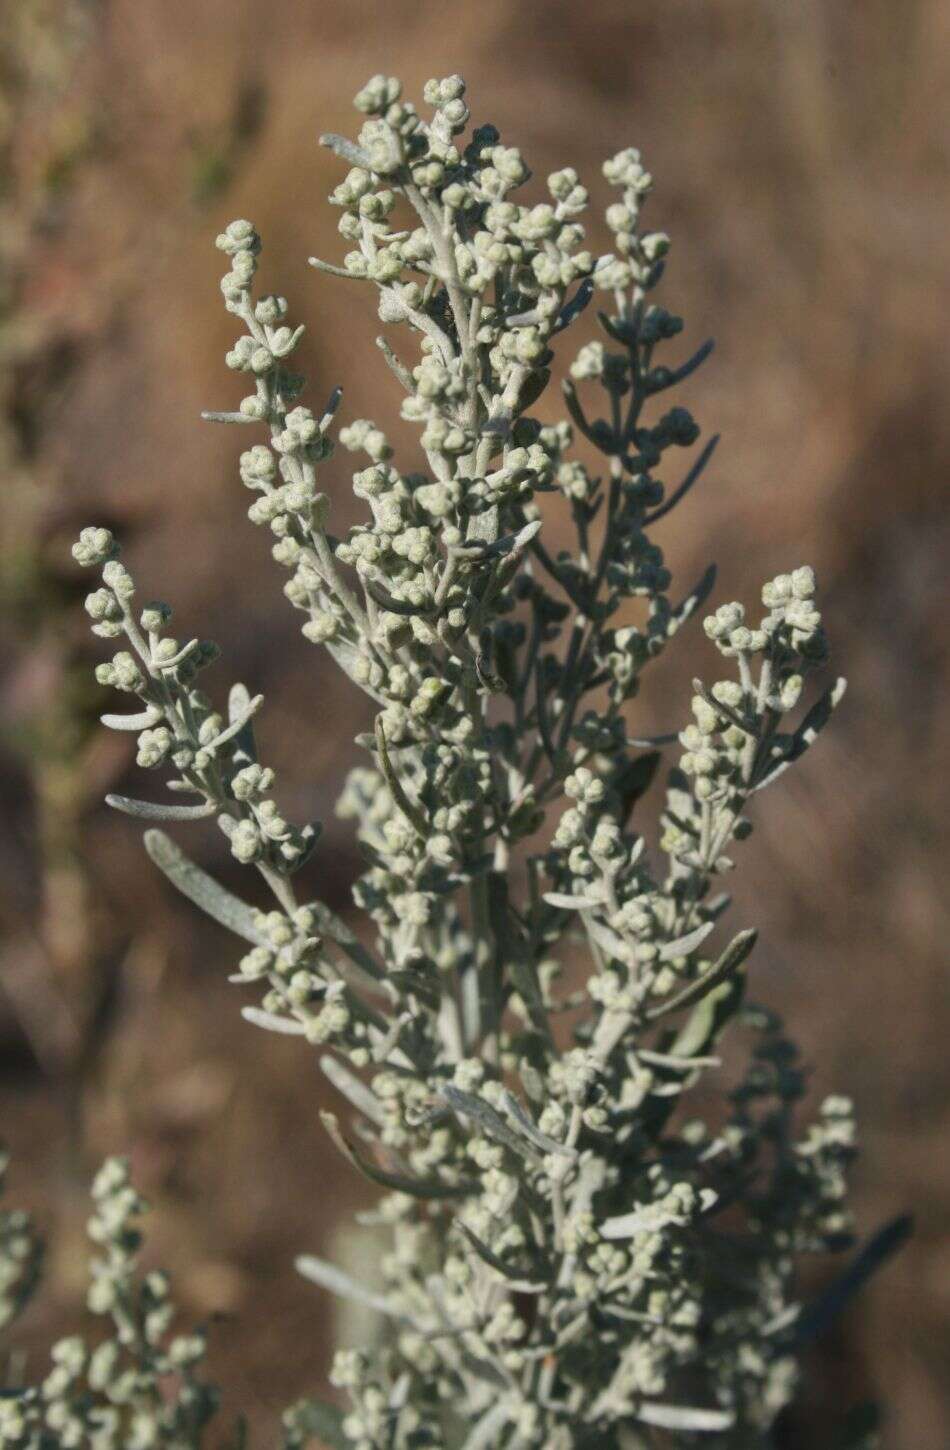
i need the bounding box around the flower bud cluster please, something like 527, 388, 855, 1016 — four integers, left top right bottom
0, 1158, 219, 1449
75, 530, 316, 876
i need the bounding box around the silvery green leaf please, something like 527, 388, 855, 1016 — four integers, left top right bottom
500, 1090, 576, 1158
153, 638, 200, 671
101, 708, 163, 731
295, 1254, 397, 1317
319, 131, 374, 166
464, 519, 542, 562
106, 794, 216, 822
143, 829, 268, 945
658, 921, 714, 961
324, 636, 388, 704
543, 891, 603, 911
459, 961, 481, 1050
633, 1402, 734, 1433
241, 1006, 306, 1035
308, 254, 358, 279
465, 503, 499, 546
505, 306, 543, 328
227, 682, 258, 762
584, 916, 636, 964
460, 1400, 512, 1450
637, 1048, 720, 1071
203, 692, 263, 752
441, 1084, 540, 1160
306, 901, 384, 984
200, 410, 257, 424
320, 1055, 385, 1124
600, 1205, 663, 1240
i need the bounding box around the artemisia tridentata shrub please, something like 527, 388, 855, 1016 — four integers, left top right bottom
2, 73, 865, 1450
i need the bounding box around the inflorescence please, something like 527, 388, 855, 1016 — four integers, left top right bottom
2, 72, 862, 1450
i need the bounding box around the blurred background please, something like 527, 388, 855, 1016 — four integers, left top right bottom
1, 1, 947, 1444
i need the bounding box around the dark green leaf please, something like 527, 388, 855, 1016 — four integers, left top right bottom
614, 750, 660, 826
646, 929, 757, 1024
320, 1111, 475, 1199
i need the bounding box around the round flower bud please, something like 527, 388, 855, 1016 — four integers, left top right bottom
72, 526, 117, 569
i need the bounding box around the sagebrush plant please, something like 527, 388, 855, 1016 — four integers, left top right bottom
2, 73, 877, 1449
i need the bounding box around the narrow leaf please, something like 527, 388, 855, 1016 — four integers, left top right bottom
543, 891, 603, 911
516, 367, 551, 415
324, 636, 388, 704
100, 708, 163, 731
441, 1084, 541, 1161
363, 581, 434, 617
227, 682, 258, 762
646, 929, 757, 1023
583, 916, 635, 965
153, 638, 200, 671
307, 902, 384, 983
456, 1223, 546, 1289
634, 1401, 734, 1433
320, 1055, 385, 1124
665, 337, 715, 386
107, 794, 216, 822
462, 519, 542, 563
658, 921, 714, 962
460, 1401, 512, 1450
669, 974, 746, 1059
309, 255, 358, 280
295, 1255, 397, 1317
321, 1111, 474, 1199
319, 131, 373, 167
241, 1006, 306, 1035
204, 693, 263, 752
552, 277, 594, 335
143, 829, 267, 945
756, 677, 848, 790
201, 410, 256, 425
669, 562, 718, 631
375, 715, 428, 836
500, 1090, 576, 1157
